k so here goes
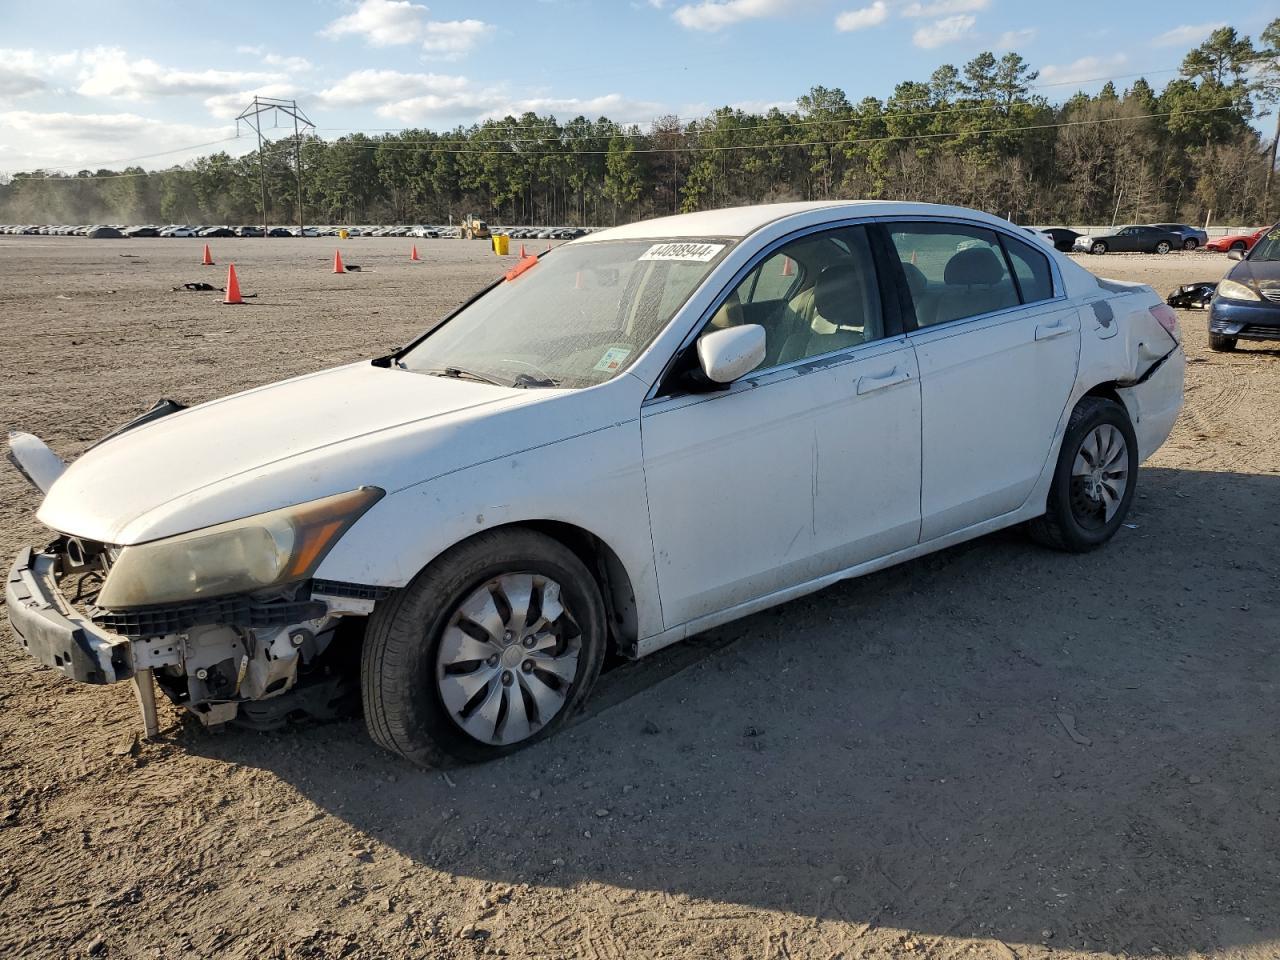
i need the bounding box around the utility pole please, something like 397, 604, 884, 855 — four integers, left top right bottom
235, 96, 315, 237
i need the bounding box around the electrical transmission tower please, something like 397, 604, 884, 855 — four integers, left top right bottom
235, 96, 315, 237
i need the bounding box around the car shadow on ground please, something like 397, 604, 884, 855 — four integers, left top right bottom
188, 466, 1280, 956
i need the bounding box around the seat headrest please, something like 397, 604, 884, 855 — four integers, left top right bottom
900, 260, 927, 297
812, 264, 863, 329
943, 246, 1006, 286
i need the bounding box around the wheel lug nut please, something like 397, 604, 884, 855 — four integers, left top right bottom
501, 671, 514, 686
521, 660, 534, 673
522, 636, 535, 648
503, 630, 513, 642
486, 655, 499, 667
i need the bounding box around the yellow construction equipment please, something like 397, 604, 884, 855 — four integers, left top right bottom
459, 215, 491, 240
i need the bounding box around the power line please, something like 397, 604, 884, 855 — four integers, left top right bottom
6, 104, 1238, 184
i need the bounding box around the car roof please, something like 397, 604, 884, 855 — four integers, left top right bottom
575, 200, 1026, 242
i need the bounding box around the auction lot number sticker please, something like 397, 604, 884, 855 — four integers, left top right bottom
639, 242, 726, 262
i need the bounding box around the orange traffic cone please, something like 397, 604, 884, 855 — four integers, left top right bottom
222, 264, 244, 305
202, 243, 214, 266
781, 255, 794, 277
333, 249, 346, 274
519, 243, 528, 258
910, 249, 918, 265
410, 244, 420, 261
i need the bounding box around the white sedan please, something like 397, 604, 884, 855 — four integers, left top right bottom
6, 201, 1184, 766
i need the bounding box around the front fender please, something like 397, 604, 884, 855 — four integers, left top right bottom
315, 416, 663, 641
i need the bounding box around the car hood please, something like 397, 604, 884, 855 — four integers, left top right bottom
1230, 257, 1280, 290
37, 362, 554, 545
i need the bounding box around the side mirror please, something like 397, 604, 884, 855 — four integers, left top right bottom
696, 324, 766, 385
1227, 249, 1245, 261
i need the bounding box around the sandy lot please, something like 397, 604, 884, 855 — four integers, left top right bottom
0, 237, 1278, 960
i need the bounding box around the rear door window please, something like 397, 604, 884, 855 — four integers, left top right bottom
1001, 234, 1054, 304
887, 223, 1020, 327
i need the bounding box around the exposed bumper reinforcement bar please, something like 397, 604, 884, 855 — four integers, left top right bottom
5, 546, 133, 685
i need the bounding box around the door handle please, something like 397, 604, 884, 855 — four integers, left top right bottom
1035, 320, 1072, 341
856, 366, 910, 395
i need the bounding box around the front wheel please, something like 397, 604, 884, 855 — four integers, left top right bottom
1209, 333, 1237, 352
362, 529, 607, 766
1028, 397, 1138, 553
1091, 241, 1108, 255
1155, 241, 1171, 255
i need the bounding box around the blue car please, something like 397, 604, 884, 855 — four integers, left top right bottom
1208, 224, 1280, 351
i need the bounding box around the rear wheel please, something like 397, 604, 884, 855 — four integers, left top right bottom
1209, 333, 1237, 352
1090, 241, 1108, 255
1182, 238, 1198, 251
1029, 397, 1138, 552
362, 529, 607, 766
1230, 241, 1246, 252
1155, 240, 1171, 255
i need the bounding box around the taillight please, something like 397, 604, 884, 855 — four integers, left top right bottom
1149, 303, 1180, 342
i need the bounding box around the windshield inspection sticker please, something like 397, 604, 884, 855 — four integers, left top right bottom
639, 242, 726, 262
594, 346, 632, 373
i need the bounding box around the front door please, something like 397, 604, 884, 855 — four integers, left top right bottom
641, 223, 922, 628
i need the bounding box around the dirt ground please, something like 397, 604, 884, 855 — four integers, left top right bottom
0, 236, 1278, 960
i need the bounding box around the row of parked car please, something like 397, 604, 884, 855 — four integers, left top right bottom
1025, 222, 1265, 255
0, 223, 600, 240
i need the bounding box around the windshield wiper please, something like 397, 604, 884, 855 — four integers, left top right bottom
424, 366, 506, 386
512, 373, 560, 388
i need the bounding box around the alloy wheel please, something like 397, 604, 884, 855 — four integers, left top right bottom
436, 573, 580, 745
1069, 424, 1129, 529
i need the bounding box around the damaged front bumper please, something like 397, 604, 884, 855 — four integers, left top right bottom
6, 546, 132, 684
5, 542, 388, 736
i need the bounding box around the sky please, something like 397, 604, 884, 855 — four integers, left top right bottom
0, 0, 1275, 174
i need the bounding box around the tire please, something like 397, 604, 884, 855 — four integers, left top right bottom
1182, 238, 1198, 251
1230, 241, 1246, 252
1155, 241, 1171, 255
1209, 333, 1237, 352
362, 528, 607, 766
1090, 241, 1108, 255
1028, 396, 1139, 553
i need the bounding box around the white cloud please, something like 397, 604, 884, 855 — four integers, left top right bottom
995, 27, 1036, 50
1039, 53, 1128, 86
900, 0, 988, 17
322, 0, 492, 56
315, 69, 471, 108
235, 46, 313, 72
835, 2, 888, 32
912, 14, 975, 49
314, 68, 666, 125
75, 47, 286, 100
671, 0, 792, 32
322, 0, 430, 46
421, 19, 493, 59
0, 110, 242, 171
1152, 21, 1227, 48
0, 49, 78, 100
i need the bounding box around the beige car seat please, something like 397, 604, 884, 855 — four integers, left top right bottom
777, 264, 880, 363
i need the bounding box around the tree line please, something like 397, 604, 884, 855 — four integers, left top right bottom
3, 22, 1278, 229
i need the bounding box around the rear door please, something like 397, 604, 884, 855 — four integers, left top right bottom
883, 220, 1080, 541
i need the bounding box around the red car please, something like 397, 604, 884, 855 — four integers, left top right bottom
1205, 228, 1265, 253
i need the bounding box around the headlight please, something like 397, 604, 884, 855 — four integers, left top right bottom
97, 487, 383, 609
1216, 279, 1260, 302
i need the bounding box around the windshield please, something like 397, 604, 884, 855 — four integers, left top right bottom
400, 238, 733, 388
1248, 226, 1280, 262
